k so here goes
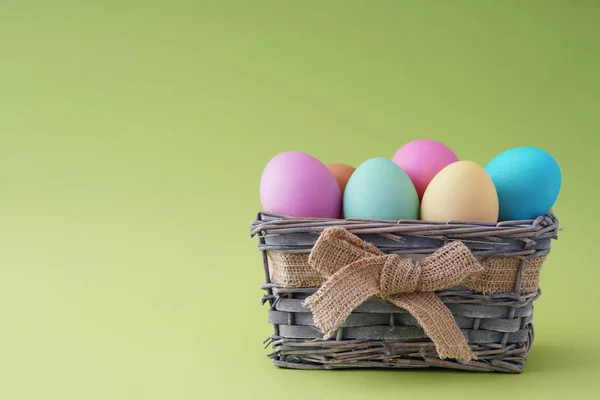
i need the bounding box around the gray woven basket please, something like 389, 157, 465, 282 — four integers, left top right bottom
251, 211, 559, 373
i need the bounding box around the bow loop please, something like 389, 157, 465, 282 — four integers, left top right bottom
304, 227, 484, 362
308, 227, 382, 276
415, 241, 483, 292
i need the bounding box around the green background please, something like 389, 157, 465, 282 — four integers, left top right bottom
1, 0, 598, 398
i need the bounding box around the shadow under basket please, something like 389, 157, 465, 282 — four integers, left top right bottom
250, 212, 559, 373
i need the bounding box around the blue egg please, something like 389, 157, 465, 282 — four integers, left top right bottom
343, 157, 419, 220
485, 147, 561, 221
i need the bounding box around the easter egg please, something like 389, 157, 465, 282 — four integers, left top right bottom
326, 163, 356, 219
392, 139, 459, 200
421, 161, 499, 222
260, 151, 341, 218
343, 158, 419, 220
485, 147, 561, 221
326, 163, 356, 195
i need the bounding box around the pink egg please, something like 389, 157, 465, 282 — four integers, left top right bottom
260, 151, 341, 218
392, 139, 459, 200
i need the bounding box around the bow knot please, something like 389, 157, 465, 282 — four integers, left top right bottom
304, 228, 484, 362
380, 255, 420, 295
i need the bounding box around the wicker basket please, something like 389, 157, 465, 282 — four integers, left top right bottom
250, 211, 559, 373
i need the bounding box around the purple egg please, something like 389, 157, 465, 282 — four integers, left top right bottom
260, 151, 341, 218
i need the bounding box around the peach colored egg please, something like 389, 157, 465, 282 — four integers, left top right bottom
326, 163, 356, 219
421, 161, 499, 222
326, 163, 356, 194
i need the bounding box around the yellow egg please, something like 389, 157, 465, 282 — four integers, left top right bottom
420, 161, 499, 222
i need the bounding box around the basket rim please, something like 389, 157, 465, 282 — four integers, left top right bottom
251, 211, 559, 240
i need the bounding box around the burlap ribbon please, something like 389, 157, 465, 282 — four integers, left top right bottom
303, 227, 484, 362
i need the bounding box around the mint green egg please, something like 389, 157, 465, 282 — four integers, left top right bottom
343, 157, 419, 220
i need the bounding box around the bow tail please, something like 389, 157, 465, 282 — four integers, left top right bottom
303, 256, 385, 339
389, 292, 476, 362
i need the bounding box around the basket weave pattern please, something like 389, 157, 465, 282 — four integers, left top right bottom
251, 212, 559, 373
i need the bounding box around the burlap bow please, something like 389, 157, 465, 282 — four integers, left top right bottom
303, 227, 484, 362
